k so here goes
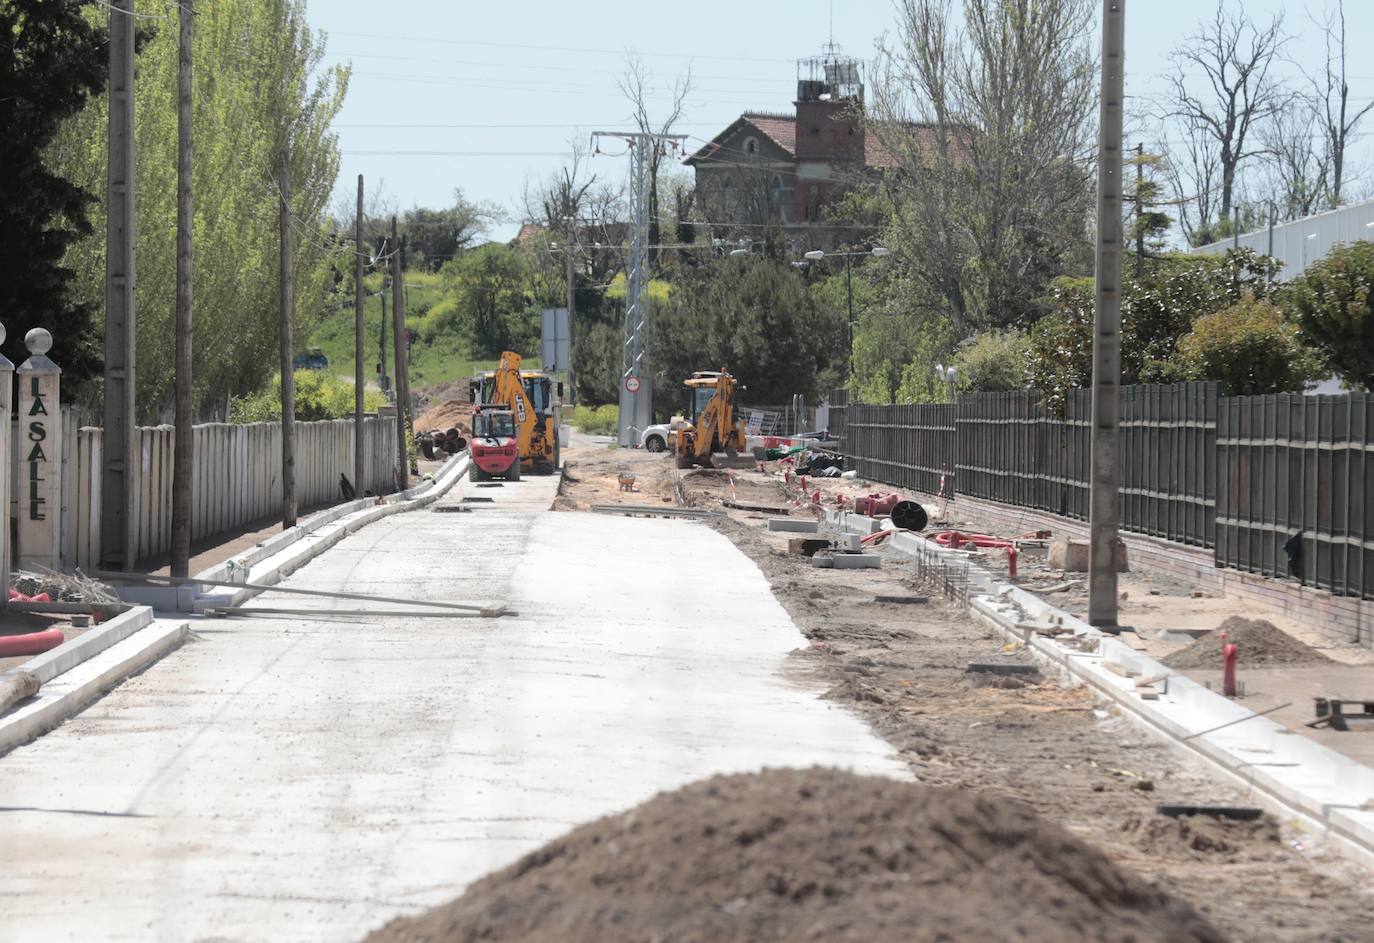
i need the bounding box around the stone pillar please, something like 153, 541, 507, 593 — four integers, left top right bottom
17, 329, 61, 572
0, 325, 12, 602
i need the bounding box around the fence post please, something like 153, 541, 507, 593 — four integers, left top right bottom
0, 326, 11, 603
17, 329, 62, 572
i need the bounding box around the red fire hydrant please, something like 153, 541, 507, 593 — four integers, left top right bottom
1222, 631, 1238, 697
1007, 545, 1018, 580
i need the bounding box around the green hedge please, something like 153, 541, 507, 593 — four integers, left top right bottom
572, 404, 619, 436
229, 370, 387, 423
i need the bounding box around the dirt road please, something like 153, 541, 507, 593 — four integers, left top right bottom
558, 443, 1374, 943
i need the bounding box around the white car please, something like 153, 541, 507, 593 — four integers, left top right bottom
640, 423, 673, 452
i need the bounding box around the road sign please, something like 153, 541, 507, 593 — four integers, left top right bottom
624, 375, 641, 393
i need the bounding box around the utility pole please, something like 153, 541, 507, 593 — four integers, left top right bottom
354, 176, 365, 496
391, 217, 408, 489
278, 148, 297, 528
102, 0, 137, 571
170, 0, 194, 578
1233, 205, 1241, 250
565, 215, 577, 403
1134, 143, 1144, 278
1088, 0, 1124, 632
378, 277, 388, 394
592, 131, 687, 446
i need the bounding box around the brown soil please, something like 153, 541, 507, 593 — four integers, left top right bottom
533, 448, 1374, 942
363, 767, 1225, 943
413, 399, 474, 436
1163, 617, 1336, 669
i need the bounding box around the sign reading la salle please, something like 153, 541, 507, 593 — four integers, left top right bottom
27, 374, 49, 522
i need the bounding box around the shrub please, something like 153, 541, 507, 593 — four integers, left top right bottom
1173, 296, 1324, 395
1282, 241, 1374, 391
573, 404, 619, 436
952, 329, 1031, 392
229, 371, 387, 423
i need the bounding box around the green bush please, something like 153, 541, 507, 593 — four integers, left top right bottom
229, 370, 387, 423
1282, 241, 1374, 391
573, 404, 619, 436
952, 329, 1031, 393
1173, 295, 1324, 396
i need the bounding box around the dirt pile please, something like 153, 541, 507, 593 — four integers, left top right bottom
1163, 617, 1335, 669
413, 399, 473, 435
1123, 812, 1281, 861
363, 767, 1225, 943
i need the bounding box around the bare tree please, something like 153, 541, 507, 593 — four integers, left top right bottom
870, 0, 1097, 333
1165, 1, 1289, 243
618, 55, 694, 264
1261, 96, 1330, 221
1311, 0, 1372, 208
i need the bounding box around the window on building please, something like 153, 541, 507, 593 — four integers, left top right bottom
744, 137, 759, 156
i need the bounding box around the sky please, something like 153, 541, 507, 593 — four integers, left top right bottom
305, 0, 1374, 242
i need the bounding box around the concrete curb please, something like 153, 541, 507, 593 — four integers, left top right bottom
0, 620, 189, 756
7, 604, 155, 685
117, 452, 471, 611
823, 509, 1374, 867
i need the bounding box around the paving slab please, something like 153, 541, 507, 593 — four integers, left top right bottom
0, 472, 903, 942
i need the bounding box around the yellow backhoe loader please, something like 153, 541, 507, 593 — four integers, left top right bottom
469, 351, 561, 474
674, 370, 747, 469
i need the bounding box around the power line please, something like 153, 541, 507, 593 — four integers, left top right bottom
327, 30, 796, 64
330, 50, 794, 85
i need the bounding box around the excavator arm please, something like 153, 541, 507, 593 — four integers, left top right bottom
488, 351, 556, 473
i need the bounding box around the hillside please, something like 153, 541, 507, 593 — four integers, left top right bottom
305, 271, 541, 393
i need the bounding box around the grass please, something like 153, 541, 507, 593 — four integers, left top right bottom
305, 271, 541, 392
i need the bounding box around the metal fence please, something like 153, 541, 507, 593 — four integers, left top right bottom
836, 381, 1372, 600
1216, 393, 1373, 599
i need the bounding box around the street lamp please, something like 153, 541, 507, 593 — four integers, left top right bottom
800, 247, 891, 378
934, 364, 957, 402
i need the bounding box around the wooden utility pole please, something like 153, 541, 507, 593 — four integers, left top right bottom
278, 149, 297, 528
1088, 0, 1124, 632
391, 217, 408, 489
354, 175, 365, 496
102, 0, 138, 571
170, 0, 194, 578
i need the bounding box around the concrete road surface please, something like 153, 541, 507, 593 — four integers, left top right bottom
0, 472, 904, 942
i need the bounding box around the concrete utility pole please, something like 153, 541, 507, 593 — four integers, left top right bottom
170, 0, 194, 578
391, 217, 408, 489
354, 176, 365, 496
278, 148, 297, 528
565, 215, 577, 404
378, 277, 388, 393
1088, 0, 1125, 632
592, 131, 687, 446
101, 0, 137, 571
1134, 143, 1144, 278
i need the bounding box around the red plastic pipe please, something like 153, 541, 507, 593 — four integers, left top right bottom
1222, 635, 1238, 697
1007, 545, 1018, 580
0, 629, 65, 658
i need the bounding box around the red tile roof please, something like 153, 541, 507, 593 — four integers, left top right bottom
740, 112, 797, 155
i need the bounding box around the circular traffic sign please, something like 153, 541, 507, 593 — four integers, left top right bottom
624, 375, 641, 393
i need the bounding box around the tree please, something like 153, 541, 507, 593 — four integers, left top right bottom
50, 0, 349, 417
654, 257, 845, 406
1312, 0, 1372, 208
438, 243, 536, 358
869, 0, 1097, 334
0, 0, 108, 395
1126, 148, 1175, 275
1260, 96, 1330, 221
402, 192, 493, 272
1165, 2, 1290, 245
1027, 249, 1282, 409
618, 55, 693, 266
1283, 241, 1374, 390
1173, 295, 1323, 395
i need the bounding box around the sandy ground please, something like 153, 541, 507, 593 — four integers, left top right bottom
556, 443, 1374, 943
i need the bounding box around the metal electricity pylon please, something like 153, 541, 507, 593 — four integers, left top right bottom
592, 131, 687, 446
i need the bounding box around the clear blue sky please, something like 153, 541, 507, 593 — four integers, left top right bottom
306, 0, 1374, 241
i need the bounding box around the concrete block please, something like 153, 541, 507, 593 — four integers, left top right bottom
1048, 536, 1127, 572
829, 553, 882, 570
768, 518, 818, 534
836, 533, 863, 552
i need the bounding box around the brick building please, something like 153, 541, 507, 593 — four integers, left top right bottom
685, 53, 907, 247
